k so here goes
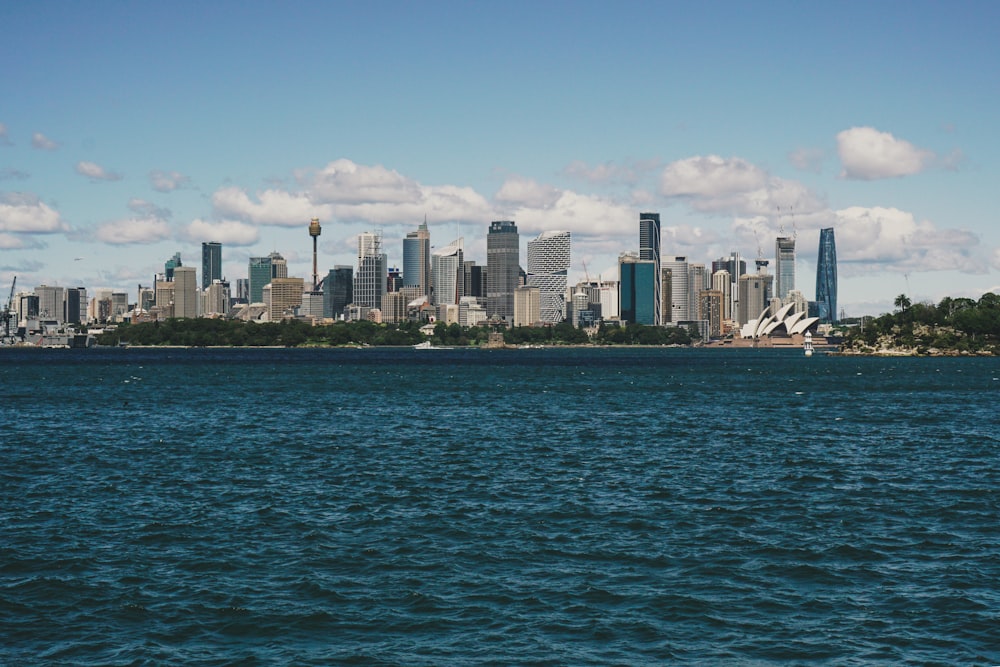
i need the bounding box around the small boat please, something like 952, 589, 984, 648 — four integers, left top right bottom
413, 340, 453, 350
804, 331, 814, 357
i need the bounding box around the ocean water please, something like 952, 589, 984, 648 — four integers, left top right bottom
1, 347, 998, 665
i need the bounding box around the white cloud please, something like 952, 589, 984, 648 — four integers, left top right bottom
0, 123, 11, 147
75, 161, 123, 182
836, 127, 934, 180
212, 186, 335, 227
302, 159, 420, 205
497, 187, 634, 237
182, 218, 259, 246
832, 206, 984, 273
0, 192, 65, 233
31, 132, 59, 151
31, 132, 59, 150
495, 176, 561, 208
149, 169, 191, 192
660, 155, 825, 217
94, 217, 172, 245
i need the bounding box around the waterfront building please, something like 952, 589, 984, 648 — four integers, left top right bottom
639, 213, 662, 325
35, 285, 65, 323
431, 238, 464, 306
202, 242, 222, 289
65, 287, 86, 324
513, 285, 541, 327
487, 220, 519, 321
403, 219, 431, 296
324, 266, 353, 319
459, 296, 487, 327
619, 253, 655, 325
173, 266, 198, 318
663, 256, 690, 323
816, 227, 838, 323
775, 236, 795, 302
688, 263, 707, 319
699, 289, 725, 338
356, 232, 387, 310
526, 230, 570, 323
738, 271, 773, 326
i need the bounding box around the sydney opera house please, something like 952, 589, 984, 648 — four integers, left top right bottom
734, 302, 823, 348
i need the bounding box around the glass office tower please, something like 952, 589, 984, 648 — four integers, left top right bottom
815, 227, 837, 323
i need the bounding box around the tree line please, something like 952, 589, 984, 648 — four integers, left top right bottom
95, 317, 694, 348
842, 292, 1000, 354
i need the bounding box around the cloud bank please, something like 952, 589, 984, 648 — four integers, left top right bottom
837, 127, 934, 180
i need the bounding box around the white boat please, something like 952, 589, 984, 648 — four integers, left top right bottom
804, 331, 814, 357
413, 340, 453, 350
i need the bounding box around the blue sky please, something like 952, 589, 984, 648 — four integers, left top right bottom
2, 1, 998, 316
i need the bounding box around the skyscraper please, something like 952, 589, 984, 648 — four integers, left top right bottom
173, 266, 198, 318
526, 230, 570, 323
248, 256, 272, 304
324, 266, 353, 319
775, 236, 795, 302
662, 256, 690, 322
164, 252, 182, 281
431, 238, 464, 306
619, 253, 655, 325
639, 213, 661, 325
403, 219, 431, 297
815, 227, 838, 323
202, 242, 222, 289
356, 231, 387, 310
487, 220, 519, 321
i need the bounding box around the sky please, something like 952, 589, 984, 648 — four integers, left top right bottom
1, 0, 998, 317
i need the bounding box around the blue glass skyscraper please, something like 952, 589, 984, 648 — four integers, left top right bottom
619, 254, 655, 326
815, 227, 837, 323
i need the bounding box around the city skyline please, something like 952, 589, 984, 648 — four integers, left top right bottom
1, 2, 998, 318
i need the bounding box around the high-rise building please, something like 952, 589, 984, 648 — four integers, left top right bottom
356, 231, 387, 310
688, 263, 707, 319
513, 285, 541, 327
712, 269, 732, 320
662, 256, 690, 323
619, 253, 655, 325
526, 230, 570, 323
816, 227, 838, 323
35, 285, 65, 322
202, 242, 222, 289
248, 252, 287, 304
487, 220, 519, 321
431, 238, 464, 306
463, 261, 486, 299
699, 289, 725, 338
265, 277, 304, 321
173, 266, 198, 318
738, 272, 773, 325
324, 266, 353, 319
403, 219, 431, 297
248, 256, 272, 304
639, 213, 661, 325
164, 252, 182, 281
204, 279, 231, 316
775, 236, 795, 302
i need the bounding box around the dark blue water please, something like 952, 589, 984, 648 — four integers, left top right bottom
2, 348, 998, 665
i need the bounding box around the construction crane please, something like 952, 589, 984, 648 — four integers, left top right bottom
1, 276, 16, 344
